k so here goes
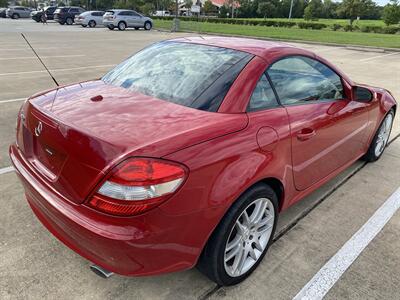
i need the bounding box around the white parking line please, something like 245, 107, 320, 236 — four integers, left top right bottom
360, 52, 399, 62
0, 54, 85, 60
0, 166, 14, 175
0, 98, 26, 104
293, 187, 400, 300
0, 64, 115, 77
0, 47, 67, 51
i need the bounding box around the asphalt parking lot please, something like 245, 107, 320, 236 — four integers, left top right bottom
1, 18, 400, 299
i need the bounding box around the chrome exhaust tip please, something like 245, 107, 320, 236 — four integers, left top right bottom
90, 264, 114, 279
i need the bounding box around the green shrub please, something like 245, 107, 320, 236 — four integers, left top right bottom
297, 22, 327, 30
382, 25, 400, 34
331, 23, 343, 31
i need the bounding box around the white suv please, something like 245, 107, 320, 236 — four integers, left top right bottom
75, 11, 105, 28
103, 9, 153, 31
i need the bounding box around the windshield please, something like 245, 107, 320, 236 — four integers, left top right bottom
102, 41, 249, 111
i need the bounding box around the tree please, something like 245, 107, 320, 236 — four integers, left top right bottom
304, 0, 323, 20
0, 0, 8, 6
382, 0, 400, 25
219, 5, 230, 17
321, 0, 339, 18
257, 1, 276, 19
337, 0, 376, 24
203, 0, 216, 14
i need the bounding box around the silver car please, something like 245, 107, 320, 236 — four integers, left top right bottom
75, 11, 105, 27
6, 6, 31, 19
103, 9, 153, 31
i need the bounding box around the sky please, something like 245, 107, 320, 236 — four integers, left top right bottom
333, 0, 391, 6
375, 0, 390, 5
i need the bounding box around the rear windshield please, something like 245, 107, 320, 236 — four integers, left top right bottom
55, 8, 68, 13
102, 41, 249, 111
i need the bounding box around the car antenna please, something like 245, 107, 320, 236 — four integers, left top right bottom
20, 33, 59, 87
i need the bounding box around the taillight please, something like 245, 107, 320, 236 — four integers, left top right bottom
87, 158, 187, 216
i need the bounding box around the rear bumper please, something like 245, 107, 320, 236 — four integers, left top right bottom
9, 144, 213, 276
103, 20, 117, 27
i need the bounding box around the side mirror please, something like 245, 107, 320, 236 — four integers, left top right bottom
353, 86, 373, 102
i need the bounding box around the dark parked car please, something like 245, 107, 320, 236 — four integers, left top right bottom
54, 6, 85, 25
31, 6, 57, 22
0, 8, 7, 18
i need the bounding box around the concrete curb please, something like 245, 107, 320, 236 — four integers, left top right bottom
155, 28, 400, 53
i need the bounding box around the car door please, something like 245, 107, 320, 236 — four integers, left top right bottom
93, 11, 104, 24
130, 11, 142, 26
267, 55, 369, 191
23, 8, 30, 17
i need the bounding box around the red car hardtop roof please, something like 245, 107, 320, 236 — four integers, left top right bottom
169, 36, 299, 59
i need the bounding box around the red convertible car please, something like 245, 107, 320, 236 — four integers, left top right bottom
10, 37, 396, 286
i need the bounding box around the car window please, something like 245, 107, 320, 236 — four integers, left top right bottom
118, 11, 127, 16
70, 8, 78, 13
247, 74, 279, 112
267, 56, 344, 105
132, 11, 140, 17
92, 11, 104, 16
102, 41, 250, 112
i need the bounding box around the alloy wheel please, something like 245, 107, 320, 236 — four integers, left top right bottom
375, 113, 393, 157
224, 198, 275, 277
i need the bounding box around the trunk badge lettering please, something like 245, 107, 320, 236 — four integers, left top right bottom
35, 121, 43, 137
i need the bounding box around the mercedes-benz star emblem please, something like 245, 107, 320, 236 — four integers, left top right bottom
34, 121, 43, 137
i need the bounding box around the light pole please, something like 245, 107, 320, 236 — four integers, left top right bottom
173, 0, 180, 31
288, 0, 294, 19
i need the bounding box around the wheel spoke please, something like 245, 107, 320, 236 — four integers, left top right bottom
225, 243, 241, 262
253, 238, 263, 252
256, 215, 273, 230
231, 245, 245, 274
251, 200, 267, 225
257, 223, 273, 235
236, 220, 246, 234
226, 234, 241, 252
249, 247, 257, 261
242, 210, 251, 227
236, 248, 248, 274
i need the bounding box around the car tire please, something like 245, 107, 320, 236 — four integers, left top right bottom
144, 21, 152, 30
118, 21, 126, 31
35, 19, 40, 22
81, 24, 87, 27
107, 25, 114, 30
134, 27, 139, 30
59, 21, 65, 25
66, 17, 73, 25
363, 109, 394, 162
12, 13, 19, 19
197, 183, 278, 286
88, 20, 96, 28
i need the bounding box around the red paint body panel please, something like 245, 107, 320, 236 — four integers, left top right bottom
10, 36, 397, 276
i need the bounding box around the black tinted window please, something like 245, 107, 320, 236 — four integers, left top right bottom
247, 74, 278, 112
102, 41, 250, 112
92, 11, 104, 16
118, 11, 128, 15
268, 56, 344, 105
70, 8, 78, 13
132, 11, 140, 16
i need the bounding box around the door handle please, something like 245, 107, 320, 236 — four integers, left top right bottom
297, 128, 316, 141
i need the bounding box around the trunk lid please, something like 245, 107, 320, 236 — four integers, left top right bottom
18, 80, 248, 204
